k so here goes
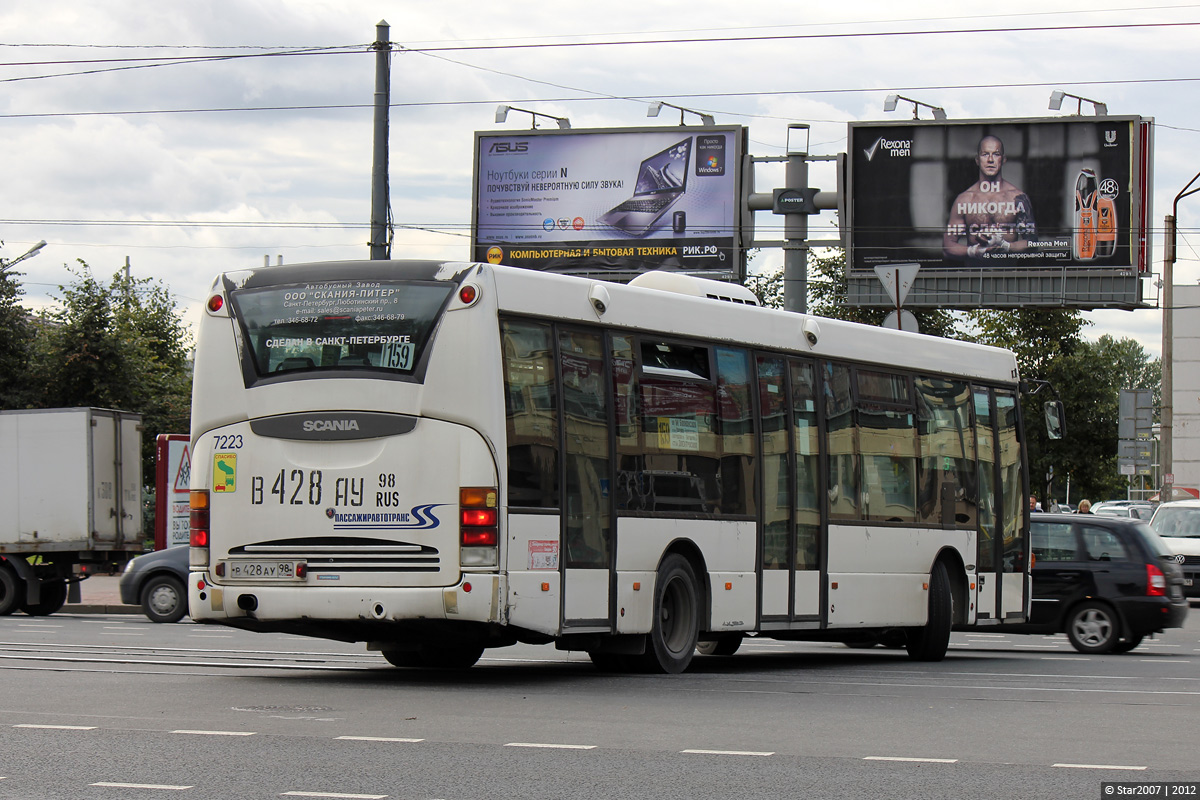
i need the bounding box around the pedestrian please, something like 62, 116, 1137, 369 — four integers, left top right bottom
1029, 495, 1042, 512
1076, 499, 1092, 514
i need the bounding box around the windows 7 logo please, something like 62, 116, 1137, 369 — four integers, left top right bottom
706, 155, 719, 169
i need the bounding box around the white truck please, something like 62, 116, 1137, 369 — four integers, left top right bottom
0, 408, 145, 615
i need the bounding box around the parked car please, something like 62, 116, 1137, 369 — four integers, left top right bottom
118, 546, 189, 623
1094, 503, 1156, 521
1149, 499, 1200, 598
994, 513, 1188, 653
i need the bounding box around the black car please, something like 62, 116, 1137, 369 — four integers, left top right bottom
118, 546, 190, 623
995, 513, 1188, 653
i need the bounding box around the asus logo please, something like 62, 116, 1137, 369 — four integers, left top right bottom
302, 419, 360, 432
489, 142, 529, 154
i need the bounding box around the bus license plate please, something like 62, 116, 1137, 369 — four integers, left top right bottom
228, 560, 301, 580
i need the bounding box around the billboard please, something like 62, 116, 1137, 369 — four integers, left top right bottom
846, 116, 1152, 309
473, 126, 746, 281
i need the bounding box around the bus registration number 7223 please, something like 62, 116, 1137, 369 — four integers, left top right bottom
228, 561, 303, 580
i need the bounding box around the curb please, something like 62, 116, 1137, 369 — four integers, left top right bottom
63, 604, 142, 615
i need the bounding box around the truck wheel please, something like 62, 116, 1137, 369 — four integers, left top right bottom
0, 567, 23, 616
21, 578, 68, 616
906, 561, 953, 662
141, 575, 188, 623
641, 554, 700, 673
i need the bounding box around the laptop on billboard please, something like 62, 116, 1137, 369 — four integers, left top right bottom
598, 137, 692, 236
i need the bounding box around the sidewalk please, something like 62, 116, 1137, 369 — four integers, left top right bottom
63, 573, 140, 614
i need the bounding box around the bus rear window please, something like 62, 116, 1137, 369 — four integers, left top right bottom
230, 280, 454, 377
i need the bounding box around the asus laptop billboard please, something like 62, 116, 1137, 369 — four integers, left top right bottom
473, 126, 746, 280
846, 116, 1152, 276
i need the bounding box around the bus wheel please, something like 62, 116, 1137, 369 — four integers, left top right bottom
696, 634, 742, 656
381, 649, 425, 668
0, 567, 21, 616
20, 578, 67, 616
642, 554, 699, 674
906, 561, 952, 662
419, 645, 484, 669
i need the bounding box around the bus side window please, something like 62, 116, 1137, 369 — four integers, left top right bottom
501, 320, 559, 509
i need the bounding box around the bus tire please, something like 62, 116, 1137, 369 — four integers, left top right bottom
381, 649, 425, 668
906, 561, 952, 662
641, 554, 700, 674
0, 567, 21, 616
696, 634, 742, 656
21, 578, 68, 616
420, 645, 483, 669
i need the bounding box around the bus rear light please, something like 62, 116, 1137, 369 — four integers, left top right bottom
206, 294, 224, 313
462, 529, 497, 547
214, 562, 224, 578
460, 486, 499, 567
189, 490, 210, 548
462, 508, 497, 527
458, 284, 480, 306
1147, 563, 1167, 596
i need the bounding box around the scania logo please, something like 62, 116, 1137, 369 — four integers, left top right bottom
302, 419, 360, 432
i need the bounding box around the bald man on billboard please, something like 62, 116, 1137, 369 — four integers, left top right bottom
943, 135, 1036, 262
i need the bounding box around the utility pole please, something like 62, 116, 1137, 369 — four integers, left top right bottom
369, 20, 392, 261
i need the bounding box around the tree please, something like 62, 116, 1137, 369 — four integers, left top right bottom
26, 260, 193, 488
0, 268, 36, 407
747, 250, 964, 339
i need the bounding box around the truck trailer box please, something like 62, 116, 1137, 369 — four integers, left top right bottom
0, 407, 144, 553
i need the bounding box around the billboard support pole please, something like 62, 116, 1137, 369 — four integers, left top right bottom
369, 21, 391, 261
784, 125, 810, 314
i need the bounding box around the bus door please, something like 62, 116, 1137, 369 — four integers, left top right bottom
974, 387, 1000, 620
756, 356, 821, 623
558, 328, 614, 630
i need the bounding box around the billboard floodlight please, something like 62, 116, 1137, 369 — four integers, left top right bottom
647, 100, 715, 126
884, 94, 946, 120
1048, 90, 1108, 116
494, 104, 570, 129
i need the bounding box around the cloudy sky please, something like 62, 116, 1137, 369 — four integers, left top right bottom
2, 1, 1197, 355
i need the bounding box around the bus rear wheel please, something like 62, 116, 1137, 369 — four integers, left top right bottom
382, 644, 483, 669
641, 554, 700, 674
906, 561, 952, 662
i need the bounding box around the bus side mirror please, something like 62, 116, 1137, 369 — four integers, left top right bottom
1044, 401, 1065, 440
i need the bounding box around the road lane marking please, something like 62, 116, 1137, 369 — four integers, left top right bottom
505, 742, 596, 750
682, 749, 774, 757
865, 756, 957, 763
1052, 763, 1147, 770
335, 736, 424, 743
171, 729, 256, 736
282, 792, 387, 799
91, 782, 193, 790
14, 724, 97, 730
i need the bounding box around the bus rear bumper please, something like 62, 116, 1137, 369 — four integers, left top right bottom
188, 573, 504, 629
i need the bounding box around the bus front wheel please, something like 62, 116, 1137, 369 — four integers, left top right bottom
906, 561, 952, 662
642, 554, 700, 674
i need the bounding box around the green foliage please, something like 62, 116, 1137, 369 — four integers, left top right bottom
8, 260, 193, 490
0, 269, 36, 407
742, 251, 1160, 507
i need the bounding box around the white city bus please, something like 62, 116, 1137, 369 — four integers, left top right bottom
188, 260, 1031, 673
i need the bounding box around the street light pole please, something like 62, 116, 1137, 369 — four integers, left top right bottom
1162, 169, 1200, 499
0, 240, 46, 274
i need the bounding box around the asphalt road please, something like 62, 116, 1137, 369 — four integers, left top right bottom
0, 607, 1197, 800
